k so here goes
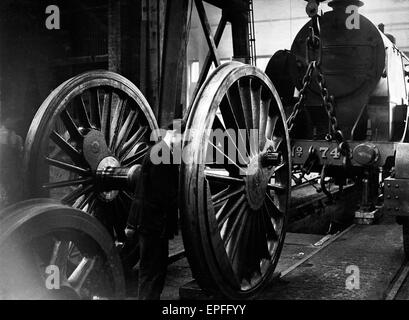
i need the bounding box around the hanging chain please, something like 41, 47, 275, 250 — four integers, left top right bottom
287, 61, 315, 133
286, 15, 350, 164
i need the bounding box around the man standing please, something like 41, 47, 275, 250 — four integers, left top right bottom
126, 119, 185, 300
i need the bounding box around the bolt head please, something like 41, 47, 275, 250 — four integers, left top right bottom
91, 141, 100, 153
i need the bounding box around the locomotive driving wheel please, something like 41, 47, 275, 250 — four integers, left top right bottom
181, 62, 291, 299
24, 71, 159, 253
0, 199, 125, 299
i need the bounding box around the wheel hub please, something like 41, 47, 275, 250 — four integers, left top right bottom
83, 130, 111, 170
245, 154, 274, 210
96, 156, 121, 201
245, 141, 282, 210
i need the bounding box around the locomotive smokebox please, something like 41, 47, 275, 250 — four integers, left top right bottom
291, 0, 386, 141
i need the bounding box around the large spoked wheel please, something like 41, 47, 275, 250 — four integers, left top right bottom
0, 199, 125, 299
24, 71, 159, 248
181, 62, 291, 299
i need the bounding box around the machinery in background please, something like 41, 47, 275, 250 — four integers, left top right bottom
265, 0, 409, 247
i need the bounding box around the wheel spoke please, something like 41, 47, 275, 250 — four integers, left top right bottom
259, 97, 271, 150
218, 194, 246, 231
272, 136, 284, 151
250, 80, 261, 131
226, 84, 250, 159
212, 185, 245, 206
266, 115, 278, 140
89, 88, 101, 129
50, 131, 85, 166
85, 198, 97, 215
232, 215, 253, 283
115, 109, 139, 153
75, 192, 95, 211
68, 257, 97, 291
100, 91, 112, 141
62, 184, 94, 205
43, 177, 93, 190
262, 204, 279, 242
238, 79, 254, 156
250, 80, 262, 156
257, 211, 272, 259
122, 143, 149, 166
110, 97, 127, 150
228, 207, 250, 278
222, 201, 247, 247
265, 193, 284, 221
45, 157, 89, 176
49, 240, 70, 277
205, 171, 245, 184
74, 95, 92, 129
219, 95, 249, 163
213, 114, 248, 166
207, 140, 246, 174
245, 215, 263, 281
120, 126, 148, 160
60, 110, 83, 143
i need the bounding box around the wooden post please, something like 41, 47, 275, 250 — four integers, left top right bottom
229, 2, 251, 64
108, 0, 122, 73
158, 0, 190, 126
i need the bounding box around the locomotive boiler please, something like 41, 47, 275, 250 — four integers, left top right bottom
266, 0, 409, 249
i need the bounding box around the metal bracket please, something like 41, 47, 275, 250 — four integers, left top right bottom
394, 143, 409, 179
384, 178, 409, 217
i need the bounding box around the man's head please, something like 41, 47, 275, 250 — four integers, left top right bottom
163, 119, 186, 151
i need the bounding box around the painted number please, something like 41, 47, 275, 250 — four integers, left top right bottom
319, 147, 329, 159
329, 147, 341, 159
320, 147, 340, 160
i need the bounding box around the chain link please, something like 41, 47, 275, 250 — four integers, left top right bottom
287, 61, 315, 133
286, 15, 350, 163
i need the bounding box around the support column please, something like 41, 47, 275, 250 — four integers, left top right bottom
158, 0, 190, 126
108, 0, 140, 84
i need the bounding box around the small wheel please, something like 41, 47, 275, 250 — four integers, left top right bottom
24, 70, 159, 244
0, 199, 125, 299
181, 62, 291, 299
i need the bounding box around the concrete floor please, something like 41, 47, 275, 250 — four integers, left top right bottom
156, 216, 408, 300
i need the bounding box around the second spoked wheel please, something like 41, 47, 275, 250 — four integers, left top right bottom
0, 199, 125, 299
181, 62, 291, 299
24, 70, 159, 247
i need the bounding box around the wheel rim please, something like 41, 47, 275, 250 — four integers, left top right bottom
0, 199, 125, 299
24, 71, 159, 242
181, 62, 291, 298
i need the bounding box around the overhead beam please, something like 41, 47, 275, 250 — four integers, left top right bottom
195, 0, 220, 67
204, 0, 248, 12
189, 15, 227, 112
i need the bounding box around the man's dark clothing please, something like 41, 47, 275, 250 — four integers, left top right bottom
127, 140, 179, 300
